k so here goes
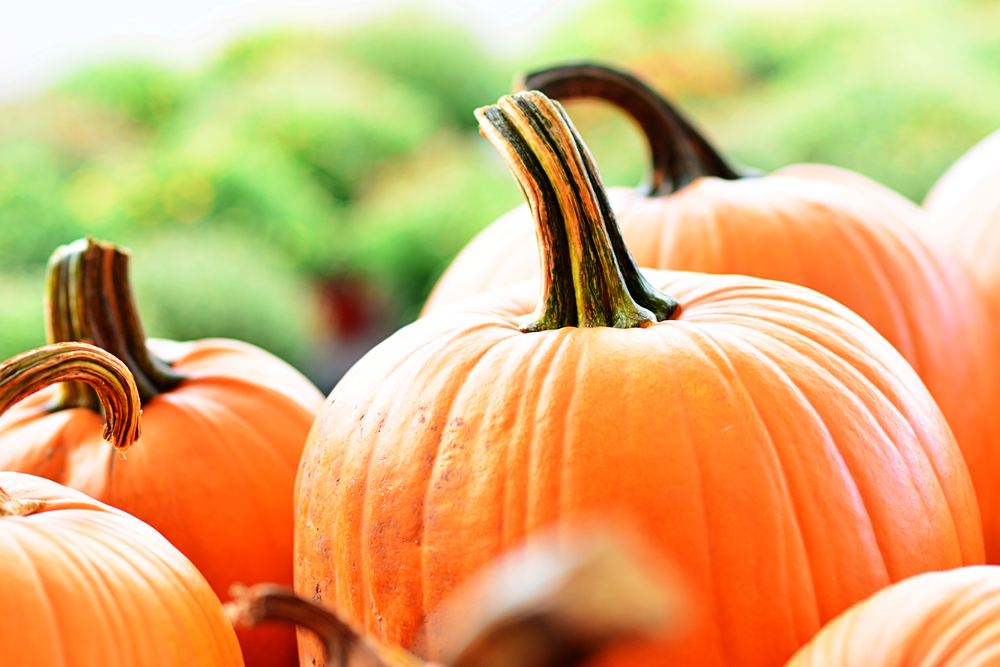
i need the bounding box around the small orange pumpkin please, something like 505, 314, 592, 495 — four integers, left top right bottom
424, 64, 1000, 564
784, 565, 1000, 666
0, 343, 243, 666
0, 239, 325, 667
295, 91, 983, 667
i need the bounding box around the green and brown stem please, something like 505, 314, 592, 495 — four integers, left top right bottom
476, 91, 678, 332
518, 63, 753, 196
46, 237, 185, 410
0, 342, 142, 455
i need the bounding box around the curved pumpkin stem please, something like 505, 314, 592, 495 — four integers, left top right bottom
46, 237, 185, 410
476, 91, 678, 332
519, 63, 752, 195
0, 342, 142, 455
226, 584, 424, 667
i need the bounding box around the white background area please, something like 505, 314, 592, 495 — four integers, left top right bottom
0, 0, 582, 102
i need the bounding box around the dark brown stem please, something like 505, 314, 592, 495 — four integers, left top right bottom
518, 63, 751, 196
476, 91, 678, 332
0, 342, 142, 455
45, 237, 185, 409
225, 584, 425, 667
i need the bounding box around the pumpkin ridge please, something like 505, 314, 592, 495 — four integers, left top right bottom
1, 526, 69, 661
166, 388, 298, 520
741, 319, 967, 573
415, 333, 510, 632
657, 323, 727, 660
502, 326, 574, 553
693, 323, 825, 635
34, 519, 128, 658
161, 376, 308, 471
686, 323, 828, 654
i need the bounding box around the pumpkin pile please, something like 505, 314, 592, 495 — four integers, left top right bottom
3, 57, 1000, 667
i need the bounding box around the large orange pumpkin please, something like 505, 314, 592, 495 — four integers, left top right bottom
423, 64, 1000, 564
0, 239, 325, 667
295, 91, 983, 667
784, 565, 1000, 666
0, 343, 243, 666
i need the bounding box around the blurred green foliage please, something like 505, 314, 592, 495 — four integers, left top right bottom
336, 13, 510, 129
0, 13, 517, 375
125, 227, 319, 367
0, 270, 46, 363
0, 1, 998, 379
548, 0, 1000, 202
57, 61, 190, 131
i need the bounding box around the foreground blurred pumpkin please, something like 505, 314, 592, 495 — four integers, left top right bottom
0, 343, 243, 666
243, 531, 677, 667
0, 239, 325, 667
424, 63, 1000, 564
295, 90, 983, 667
785, 565, 1000, 667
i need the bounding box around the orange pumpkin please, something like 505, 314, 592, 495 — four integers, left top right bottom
784, 565, 1000, 666
295, 91, 983, 667
0, 239, 325, 667
0, 343, 243, 666
423, 64, 1000, 564
923, 128, 1000, 295
0, 472, 246, 666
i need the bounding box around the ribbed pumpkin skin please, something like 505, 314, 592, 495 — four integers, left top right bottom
786, 566, 1000, 667
0, 471, 244, 666
424, 175, 1000, 564
924, 128, 1000, 291
0, 338, 325, 667
296, 269, 983, 667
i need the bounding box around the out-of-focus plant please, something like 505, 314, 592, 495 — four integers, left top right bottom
125, 226, 320, 368
208, 32, 443, 203
532, 0, 1000, 202
57, 61, 192, 132
337, 13, 510, 129
0, 270, 46, 363
348, 133, 522, 323
0, 12, 517, 377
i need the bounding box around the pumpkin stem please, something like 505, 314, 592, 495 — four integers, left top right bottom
0, 486, 45, 517
0, 342, 142, 455
46, 237, 185, 409
476, 91, 678, 332
518, 63, 751, 195
226, 584, 423, 667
